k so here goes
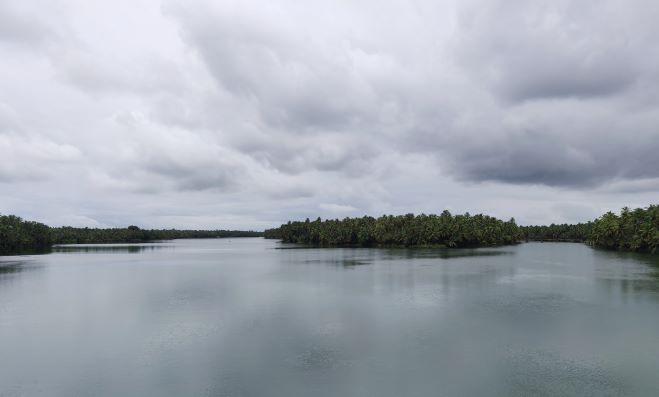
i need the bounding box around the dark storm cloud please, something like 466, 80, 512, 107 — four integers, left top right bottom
454, 136, 603, 187
604, 178, 659, 194
441, 104, 659, 187
449, 129, 659, 188
501, 62, 634, 103
436, 0, 659, 186
455, 0, 642, 102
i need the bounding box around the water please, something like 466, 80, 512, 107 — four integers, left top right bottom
2, 239, 659, 396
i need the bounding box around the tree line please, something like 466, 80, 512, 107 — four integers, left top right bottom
517, 205, 659, 253
519, 223, 593, 242
3, 204, 658, 255
0, 215, 52, 254
266, 205, 659, 253
0, 214, 262, 255
589, 205, 659, 253
264, 211, 521, 248
51, 226, 262, 244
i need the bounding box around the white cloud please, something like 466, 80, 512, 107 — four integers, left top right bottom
0, 0, 657, 229
319, 203, 358, 214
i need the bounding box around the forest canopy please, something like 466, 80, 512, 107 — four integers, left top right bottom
266, 205, 659, 254
264, 211, 520, 248
0, 214, 262, 255
2, 204, 657, 255
589, 205, 659, 253
0, 215, 52, 254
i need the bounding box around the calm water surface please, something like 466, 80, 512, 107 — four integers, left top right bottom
2, 239, 659, 396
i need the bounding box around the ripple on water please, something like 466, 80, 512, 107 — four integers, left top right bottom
503, 349, 629, 397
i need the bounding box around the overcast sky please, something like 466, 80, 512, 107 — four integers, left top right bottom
1, 0, 658, 230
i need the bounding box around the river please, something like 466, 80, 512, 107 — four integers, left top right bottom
1, 239, 659, 396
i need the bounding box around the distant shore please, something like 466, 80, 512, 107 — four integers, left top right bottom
0, 215, 262, 256
265, 205, 658, 254
2, 204, 657, 255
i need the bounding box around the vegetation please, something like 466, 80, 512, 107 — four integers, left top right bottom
267, 205, 659, 254
0, 215, 52, 254
50, 226, 262, 245
264, 212, 521, 248
0, 214, 262, 255
3, 204, 658, 255
520, 223, 593, 242
590, 205, 659, 253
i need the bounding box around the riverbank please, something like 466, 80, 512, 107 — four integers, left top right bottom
0, 214, 263, 255
265, 205, 658, 254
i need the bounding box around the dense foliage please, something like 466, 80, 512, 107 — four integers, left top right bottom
590, 205, 659, 253
520, 223, 593, 242
50, 227, 262, 244
0, 215, 52, 254
265, 212, 521, 247
3, 204, 658, 255
267, 205, 659, 253
0, 214, 262, 255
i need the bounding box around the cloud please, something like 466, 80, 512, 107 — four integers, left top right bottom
430, 0, 659, 187
165, 0, 427, 133
0, 103, 81, 182
163, 0, 659, 190
57, 51, 185, 96
0, 133, 81, 182
0, 2, 61, 48
319, 203, 357, 214
1, 0, 658, 228
84, 112, 254, 193
455, 0, 642, 102
601, 178, 659, 194
435, 97, 659, 186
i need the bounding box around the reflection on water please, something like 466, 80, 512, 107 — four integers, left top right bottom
290, 246, 514, 270
590, 249, 659, 303
303, 258, 372, 267
1, 239, 659, 396
0, 259, 40, 276
52, 244, 175, 254
0, 261, 24, 274
381, 247, 514, 259
0, 259, 43, 290
276, 244, 513, 260
595, 248, 659, 265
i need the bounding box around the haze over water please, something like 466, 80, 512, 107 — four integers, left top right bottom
2, 239, 659, 396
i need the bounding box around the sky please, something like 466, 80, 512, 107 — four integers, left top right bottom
1, 0, 658, 230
